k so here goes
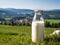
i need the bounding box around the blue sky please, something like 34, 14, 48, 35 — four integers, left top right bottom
0, 0, 60, 10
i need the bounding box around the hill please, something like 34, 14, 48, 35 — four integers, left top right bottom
0, 8, 60, 19
44, 9, 60, 19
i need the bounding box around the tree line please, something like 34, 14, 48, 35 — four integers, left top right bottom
0, 21, 60, 28
45, 21, 60, 28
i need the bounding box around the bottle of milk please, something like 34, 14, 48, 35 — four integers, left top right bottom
32, 10, 44, 43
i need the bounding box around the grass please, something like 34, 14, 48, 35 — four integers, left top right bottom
0, 25, 60, 45
45, 19, 60, 23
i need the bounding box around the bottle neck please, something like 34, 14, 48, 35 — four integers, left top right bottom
33, 14, 44, 21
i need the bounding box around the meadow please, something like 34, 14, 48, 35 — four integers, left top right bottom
0, 25, 60, 45
45, 19, 60, 23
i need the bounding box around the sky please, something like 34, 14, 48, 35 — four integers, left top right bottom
0, 0, 60, 10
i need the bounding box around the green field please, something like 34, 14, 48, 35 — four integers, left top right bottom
0, 25, 60, 45
45, 19, 60, 23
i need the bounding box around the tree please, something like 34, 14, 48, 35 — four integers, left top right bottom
45, 21, 51, 27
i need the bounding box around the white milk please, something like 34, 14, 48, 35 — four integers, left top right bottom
32, 10, 44, 43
